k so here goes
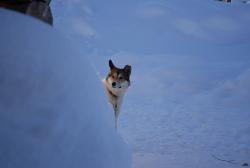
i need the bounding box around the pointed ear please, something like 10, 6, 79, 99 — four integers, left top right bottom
124, 65, 131, 76
109, 59, 116, 69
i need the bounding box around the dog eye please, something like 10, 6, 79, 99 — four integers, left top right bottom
112, 75, 115, 78
119, 77, 123, 80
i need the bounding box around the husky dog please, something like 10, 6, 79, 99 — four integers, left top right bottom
103, 59, 131, 129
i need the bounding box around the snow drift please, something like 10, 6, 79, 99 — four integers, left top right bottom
0, 9, 131, 168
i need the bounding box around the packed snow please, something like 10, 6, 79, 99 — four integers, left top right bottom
0, 9, 131, 168
51, 0, 250, 167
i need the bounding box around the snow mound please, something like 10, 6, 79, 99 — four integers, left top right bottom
0, 9, 131, 168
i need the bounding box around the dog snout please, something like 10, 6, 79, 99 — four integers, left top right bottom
112, 82, 116, 87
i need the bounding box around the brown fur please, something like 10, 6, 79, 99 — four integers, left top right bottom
107, 60, 131, 85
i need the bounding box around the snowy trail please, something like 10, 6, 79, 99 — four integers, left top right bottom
118, 54, 250, 168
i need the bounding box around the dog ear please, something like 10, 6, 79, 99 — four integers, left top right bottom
109, 59, 116, 69
124, 65, 131, 76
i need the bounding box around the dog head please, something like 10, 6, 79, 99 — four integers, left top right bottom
106, 59, 131, 94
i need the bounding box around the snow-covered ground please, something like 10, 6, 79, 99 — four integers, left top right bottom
51, 0, 250, 167
0, 9, 131, 168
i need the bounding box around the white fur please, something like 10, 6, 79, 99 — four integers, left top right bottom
102, 78, 129, 129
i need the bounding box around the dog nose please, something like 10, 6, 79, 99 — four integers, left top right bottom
112, 82, 116, 87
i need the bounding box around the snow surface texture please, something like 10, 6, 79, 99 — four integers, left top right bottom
0, 9, 131, 168
51, 0, 250, 167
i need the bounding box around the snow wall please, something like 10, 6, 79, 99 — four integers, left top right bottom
0, 9, 131, 168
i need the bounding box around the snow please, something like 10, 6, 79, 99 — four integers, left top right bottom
2, 0, 249, 167
0, 9, 131, 168
50, 0, 250, 167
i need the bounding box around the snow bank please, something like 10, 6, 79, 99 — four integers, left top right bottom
0, 9, 131, 168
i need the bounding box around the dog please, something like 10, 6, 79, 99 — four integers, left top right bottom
103, 59, 131, 129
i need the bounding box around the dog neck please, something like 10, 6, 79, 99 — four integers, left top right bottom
103, 78, 127, 112
107, 87, 118, 99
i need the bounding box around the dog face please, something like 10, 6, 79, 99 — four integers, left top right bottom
106, 60, 131, 94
